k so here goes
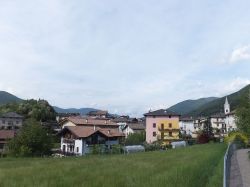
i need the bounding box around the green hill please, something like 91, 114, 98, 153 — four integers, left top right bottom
168, 97, 218, 115
187, 84, 250, 117
0, 91, 22, 105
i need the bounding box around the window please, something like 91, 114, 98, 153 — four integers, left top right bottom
169, 115, 172, 118
153, 132, 156, 137
2, 120, 5, 124
16, 121, 19, 124
161, 123, 164, 130
169, 132, 172, 137
153, 123, 156, 128
169, 123, 172, 128
77, 147, 79, 153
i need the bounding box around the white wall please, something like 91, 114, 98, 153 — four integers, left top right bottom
62, 121, 76, 129
210, 118, 225, 129
117, 122, 127, 132
74, 139, 83, 155
179, 121, 195, 135
122, 126, 134, 138
225, 115, 237, 132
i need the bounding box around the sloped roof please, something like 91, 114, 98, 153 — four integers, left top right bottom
0, 130, 15, 139
126, 123, 145, 130
0, 112, 23, 119
60, 126, 124, 138
144, 109, 180, 117
210, 113, 226, 118
180, 117, 194, 122
62, 116, 118, 127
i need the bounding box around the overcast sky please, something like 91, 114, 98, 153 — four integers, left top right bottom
0, 0, 250, 116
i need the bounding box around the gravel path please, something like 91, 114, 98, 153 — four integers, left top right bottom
237, 149, 250, 187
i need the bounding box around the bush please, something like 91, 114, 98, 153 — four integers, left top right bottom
144, 141, 162, 152
224, 131, 248, 148
125, 132, 145, 146
110, 145, 122, 154
197, 132, 210, 144
7, 119, 53, 157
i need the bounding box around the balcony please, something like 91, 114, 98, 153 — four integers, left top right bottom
158, 128, 179, 131
63, 138, 75, 144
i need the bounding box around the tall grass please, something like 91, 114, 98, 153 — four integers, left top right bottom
0, 143, 226, 187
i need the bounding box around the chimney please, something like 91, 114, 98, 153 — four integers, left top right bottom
86, 119, 88, 123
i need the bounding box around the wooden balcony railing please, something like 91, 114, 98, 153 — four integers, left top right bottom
63, 138, 75, 144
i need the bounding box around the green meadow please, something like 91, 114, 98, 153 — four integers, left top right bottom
0, 143, 226, 187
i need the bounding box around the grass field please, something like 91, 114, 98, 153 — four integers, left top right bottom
0, 143, 226, 187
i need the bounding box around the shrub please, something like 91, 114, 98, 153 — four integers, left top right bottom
144, 141, 162, 152
197, 132, 210, 144
125, 132, 145, 145
224, 131, 249, 148
7, 119, 53, 157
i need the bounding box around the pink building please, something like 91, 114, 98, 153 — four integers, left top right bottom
144, 109, 180, 144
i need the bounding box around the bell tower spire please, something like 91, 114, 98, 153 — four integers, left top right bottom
224, 97, 230, 114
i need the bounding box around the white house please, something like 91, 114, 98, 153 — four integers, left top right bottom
122, 123, 145, 138
179, 117, 195, 137
209, 113, 226, 137
60, 116, 119, 130
59, 126, 124, 156
209, 97, 237, 137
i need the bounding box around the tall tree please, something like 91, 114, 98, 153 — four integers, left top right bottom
236, 89, 250, 137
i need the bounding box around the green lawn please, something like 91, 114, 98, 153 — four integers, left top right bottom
0, 143, 226, 187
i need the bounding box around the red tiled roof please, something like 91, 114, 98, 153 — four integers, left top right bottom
62, 116, 118, 126
0, 130, 15, 139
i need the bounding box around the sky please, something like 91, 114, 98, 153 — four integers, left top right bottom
0, 0, 250, 117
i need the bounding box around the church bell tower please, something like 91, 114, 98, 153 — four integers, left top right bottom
224, 97, 230, 114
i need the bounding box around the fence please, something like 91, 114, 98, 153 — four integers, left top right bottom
223, 143, 239, 187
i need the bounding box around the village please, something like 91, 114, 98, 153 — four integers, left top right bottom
0, 97, 237, 156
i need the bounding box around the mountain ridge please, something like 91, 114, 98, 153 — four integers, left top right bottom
168, 97, 218, 115
0, 91, 22, 105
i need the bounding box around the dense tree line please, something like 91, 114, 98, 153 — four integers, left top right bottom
236, 89, 250, 137
0, 99, 56, 122
0, 99, 57, 157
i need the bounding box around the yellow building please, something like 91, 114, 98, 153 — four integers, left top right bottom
144, 109, 180, 145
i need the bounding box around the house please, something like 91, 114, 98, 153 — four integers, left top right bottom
209, 97, 236, 137
0, 130, 16, 153
112, 116, 142, 132
122, 123, 145, 138
60, 116, 119, 130
112, 116, 131, 132
87, 110, 110, 119
0, 112, 24, 130
192, 97, 237, 138
144, 109, 180, 144
179, 117, 195, 137
59, 126, 124, 156
209, 113, 227, 137
225, 111, 237, 132
56, 113, 80, 122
